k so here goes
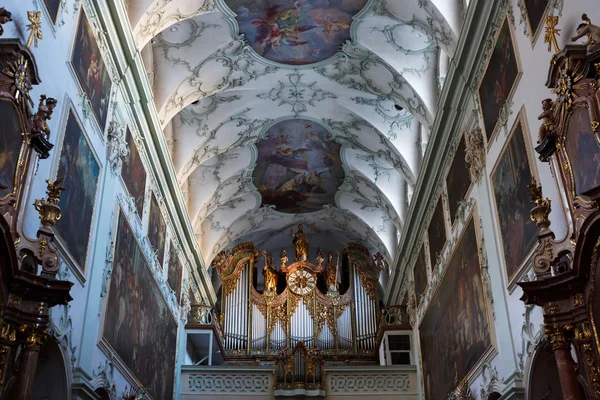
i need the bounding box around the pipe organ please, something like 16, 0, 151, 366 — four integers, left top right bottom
211, 225, 386, 391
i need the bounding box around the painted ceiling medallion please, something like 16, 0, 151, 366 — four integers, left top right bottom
224, 0, 368, 65
253, 118, 344, 214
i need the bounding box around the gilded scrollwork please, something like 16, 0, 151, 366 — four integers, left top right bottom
464, 128, 485, 183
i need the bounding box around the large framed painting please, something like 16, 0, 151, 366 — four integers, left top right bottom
42, 0, 61, 24
120, 128, 146, 216
167, 241, 183, 300
252, 119, 345, 213
0, 101, 24, 197
420, 217, 492, 400
55, 109, 100, 273
413, 245, 427, 303
71, 8, 112, 131
478, 18, 520, 142
224, 0, 368, 65
563, 105, 600, 197
491, 114, 539, 283
103, 211, 177, 399
148, 193, 167, 265
427, 199, 447, 268
522, 0, 549, 40
446, 135, 471, 224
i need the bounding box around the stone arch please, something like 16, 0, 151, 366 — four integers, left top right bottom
31, 336, 71, 400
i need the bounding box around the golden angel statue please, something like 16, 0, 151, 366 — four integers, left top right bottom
262, 250, 277, 294
291, 224, 309, 262
325, 251, 339, 293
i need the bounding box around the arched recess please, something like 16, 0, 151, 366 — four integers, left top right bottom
95, 388, 112, 400
525, 341, 586, 400
31, 336, 71, 400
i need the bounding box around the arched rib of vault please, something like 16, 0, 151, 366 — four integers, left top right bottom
180, 119, 411, 229
174, 97, 417, 188
176, 108, 273, 181
151, 11, 236, 117
132, 0, 217, 49
234, 229, 357, 260
316, 43, 434, 129
191, 169, 254, 229
338, 191, 397, 256
186, 134, 405, 244
342, 147, 405, 222
375, 0, 457, 57
170, 92, 263, 180
187, 148, 253, 222
354, 15, 440, 114
325, 115, 416, 187
203, 207, 390, 265
339, 170, 403, 232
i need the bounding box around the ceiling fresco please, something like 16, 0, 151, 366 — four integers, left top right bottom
252, 119, 344, 213
223, 0, 368, 65
126, 0, 462, 267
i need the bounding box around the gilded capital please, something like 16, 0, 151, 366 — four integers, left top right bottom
545, 324, 572, 351
19, 325, 47, 351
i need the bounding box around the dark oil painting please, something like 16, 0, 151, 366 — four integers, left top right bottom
427, 199, 446, 267
42, 0, 61, 23
413, 246, 427, 304
0, 102, 23, 197
446, 136, 471, 224
121, 128, 146, 216
420, 220, 491, 400
148, 193, 167, 265
252, 119, 344, 213
55, 110, 100, 272
524, 0, 548, 36
224, 0, 367, 65
491, 120, 539, 281
565, 107, 600, 195
478, 19, 519, 140
167, 241, 183, 300
104, 212, 177, 399
72, 9, 112, 131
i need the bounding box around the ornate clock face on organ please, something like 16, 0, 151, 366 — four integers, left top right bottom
288, 269, 316, 295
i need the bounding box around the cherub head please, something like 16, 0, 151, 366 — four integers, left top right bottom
0, 8, 12, 24
542, 98, 553, 110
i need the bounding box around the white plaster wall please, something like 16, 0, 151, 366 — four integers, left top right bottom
0, 0, 208, 398
410, 1, 600, 399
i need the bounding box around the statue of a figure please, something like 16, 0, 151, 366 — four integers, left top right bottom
316, 248, 324, 269
280, 248, 288, 269
32, 95, 58, 140
325, 251, 339, 293
537, 98, 557, 143
262, 250, 277, 293
291, 224, 309, 262
373, 252, 386, 271
0, 8, 12, 37
572, 13, 600, 52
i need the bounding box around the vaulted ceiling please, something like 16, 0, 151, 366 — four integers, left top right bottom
124, 0, 462, 267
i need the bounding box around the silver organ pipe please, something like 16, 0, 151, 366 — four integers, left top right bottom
291, 301, 313, 348
352, 268, 377, 350
337, 306, 352, 349
318, 323, 334, 350
224, 263, 250, 351
270, 320, 285, 350
252, 303, 266, 349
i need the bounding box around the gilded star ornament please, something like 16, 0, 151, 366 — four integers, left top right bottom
1, 54, 33, 110
26, 11, 42, 48
544, 15, 561, 53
